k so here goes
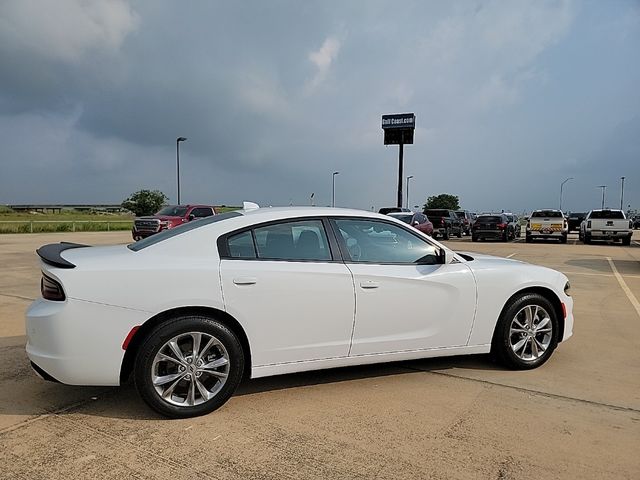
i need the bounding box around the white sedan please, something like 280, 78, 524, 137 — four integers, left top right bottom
26, 206, 574, 418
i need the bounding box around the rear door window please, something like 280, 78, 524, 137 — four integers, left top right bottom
253, 220, 332, 261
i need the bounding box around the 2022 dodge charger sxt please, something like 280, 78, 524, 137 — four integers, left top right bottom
27, 206, 574, 418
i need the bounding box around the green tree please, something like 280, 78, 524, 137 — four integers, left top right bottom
424, 194, 460, 210
121, 189, 169, 217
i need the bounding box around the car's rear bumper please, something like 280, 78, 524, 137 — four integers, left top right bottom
587, 230, 631, 239
473, 230, 505, 238
527, 230, 566, 238
25, 298, 150, 386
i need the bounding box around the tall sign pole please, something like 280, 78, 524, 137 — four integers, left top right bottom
382, 113, 415, 209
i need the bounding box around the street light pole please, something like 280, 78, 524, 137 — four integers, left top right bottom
559, 177, 573, 212
598, 185, 607, 209
332, 171, 339, 207
620, 176, 625, 211
176, 137, 187, 204
406, 175, 413, 209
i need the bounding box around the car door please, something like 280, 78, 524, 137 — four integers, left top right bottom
331, 217, 476, 356
219, 218, 355, 367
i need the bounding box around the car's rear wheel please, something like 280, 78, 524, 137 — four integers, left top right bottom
471, 235, 478, 242
492, 293, 559, 370
134, 315, 244, 418
443, 227, 450, 240
622, 236, 631, 246
525, 235, 532, 243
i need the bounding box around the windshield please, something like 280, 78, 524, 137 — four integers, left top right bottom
128, 211, 242, 251
590, 210, 624, 219
531, 210, 563, 218
156, 206, 189, 217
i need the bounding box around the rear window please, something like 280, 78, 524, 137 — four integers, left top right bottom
477, 216, 502, 223
531, 210, 563, 218
128, 211, 242, 251
455, 211, 466, 218
391, 214, 413, 224
589, 210, 625, 219
425, 209, 448, 217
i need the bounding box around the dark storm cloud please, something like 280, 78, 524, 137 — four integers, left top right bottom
1, 0, 639, 211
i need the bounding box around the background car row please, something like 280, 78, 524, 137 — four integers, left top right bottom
382, 206, 635, 247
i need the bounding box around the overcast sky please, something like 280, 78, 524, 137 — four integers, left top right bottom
1, 0, 639, 213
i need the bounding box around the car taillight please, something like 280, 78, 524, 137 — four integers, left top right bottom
41, 273, 65, 301
440, 218, 445, 225
497, 223, 507, 229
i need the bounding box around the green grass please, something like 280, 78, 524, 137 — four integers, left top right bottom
0, 206, 241, 233
0, 208, 134, 234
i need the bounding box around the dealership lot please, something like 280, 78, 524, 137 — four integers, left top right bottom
1, 231, 639, 479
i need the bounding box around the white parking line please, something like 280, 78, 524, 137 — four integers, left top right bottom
506, 253, 517, 258
634, 241, 640, 247
607, 257, 640, 319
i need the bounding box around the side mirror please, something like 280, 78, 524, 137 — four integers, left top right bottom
188, 214, 195, 221
413, 221, 420, 226
438, 248, 454, 264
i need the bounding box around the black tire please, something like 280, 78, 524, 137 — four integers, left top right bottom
134, 315, 244, 418
560, 234, 567, 244
502, 231, 508, 242
443, 227, 450, 240
525, 235, 532, 243
622, 236, 631, 246
584, 234, 591, 244
456, 228, 462, 238
491, 293, 559, 370
472, 235, 478, 242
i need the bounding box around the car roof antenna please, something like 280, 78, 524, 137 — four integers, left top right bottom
243, 201, 260, 211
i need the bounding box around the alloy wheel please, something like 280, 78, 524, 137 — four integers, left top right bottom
151, 332, 230, 407
508, 305, 553, 361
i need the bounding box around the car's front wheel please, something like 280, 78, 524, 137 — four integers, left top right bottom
491, 293, 559, 370
134, 315, 244, 418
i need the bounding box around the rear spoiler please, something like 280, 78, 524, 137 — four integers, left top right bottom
36, 242, 89, 269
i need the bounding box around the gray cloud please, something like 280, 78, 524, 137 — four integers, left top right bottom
1, 0, 639, 213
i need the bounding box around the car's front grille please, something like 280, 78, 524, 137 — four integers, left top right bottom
134, 219, 160, 232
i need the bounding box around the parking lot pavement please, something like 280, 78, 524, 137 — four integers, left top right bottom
1, 232, 639, 479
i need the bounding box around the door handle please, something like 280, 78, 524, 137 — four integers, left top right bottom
233, 277, 257, 285
360, 281, 380, 289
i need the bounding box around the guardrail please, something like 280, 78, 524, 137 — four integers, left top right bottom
0, 220, 133, 234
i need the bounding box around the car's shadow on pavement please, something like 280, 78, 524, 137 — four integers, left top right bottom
1, 353, 501, 422
565, 258, 640, 274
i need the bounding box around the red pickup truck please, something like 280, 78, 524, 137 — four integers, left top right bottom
132, 205, 216, 241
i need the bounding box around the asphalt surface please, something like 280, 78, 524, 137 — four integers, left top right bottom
1, 230, 639, 479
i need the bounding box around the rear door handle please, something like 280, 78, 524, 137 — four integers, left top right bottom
233, 277, 257, 285
360, 281, 380, 289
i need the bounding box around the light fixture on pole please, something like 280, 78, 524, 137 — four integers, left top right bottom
406, 175, 413, 209
620, 176, 625, 211
597, 185, 607, 209
176, 137, 187, 204
559, 177, 573, 212
332, 171, 339, 207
